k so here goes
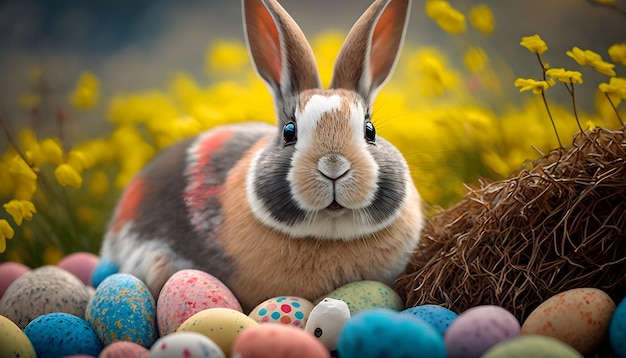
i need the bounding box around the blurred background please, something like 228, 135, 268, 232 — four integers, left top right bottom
0, 0, 624, 265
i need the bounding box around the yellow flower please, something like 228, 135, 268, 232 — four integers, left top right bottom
40, 138, 64, 164
520, 35, 548, 55
608, 43, 626, 66
514, 78, 553, 94
206, 40, 249, 75
464, 46, 489, 73
4, 200, 36, 226
89, 170, 110, 196
599, 77, 626, 100
54, 163, 83, 189
425, 0, 466, 34
0, 219, 15, 253
566, 46, 616, 76
469, 4, 494, 34
70, 71, 100, 110
67, 150, 89, 172
545, 68, 583, 84
593, 0, 614, 3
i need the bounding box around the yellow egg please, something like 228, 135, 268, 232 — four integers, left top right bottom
317, 280, 404, 314
521, 287, 616, 355
177, 307, 258, 356
0, 315, 36, 358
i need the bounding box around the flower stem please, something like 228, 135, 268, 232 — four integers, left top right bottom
0, 113, 37, 172
540, 90, 563, 149
604, 93, 624, 126
564, 81, 586, 136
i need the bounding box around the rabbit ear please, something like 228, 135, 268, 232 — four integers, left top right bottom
330, 0, 410, 104
243, 0, 321, 102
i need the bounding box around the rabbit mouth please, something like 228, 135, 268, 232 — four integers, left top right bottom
325, 200, 346, 216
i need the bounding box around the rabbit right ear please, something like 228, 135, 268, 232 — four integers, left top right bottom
243, 0, 321, 102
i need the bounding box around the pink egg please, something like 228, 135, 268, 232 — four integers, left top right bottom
157, 269, 242, 336
98, 341, 150, 358
0, 262, 30, 298
232, 323, 330, 358
57, 252, 100, 286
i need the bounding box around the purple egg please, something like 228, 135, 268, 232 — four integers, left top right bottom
444, 305, 520, 358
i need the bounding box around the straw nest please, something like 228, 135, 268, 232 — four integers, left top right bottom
396, 125, 626, 322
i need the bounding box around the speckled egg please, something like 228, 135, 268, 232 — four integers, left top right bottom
249, 296, 314, 328
482, 334, 583, 358
57, 252, 100, 286
401, 305, 458, 335
157, 269, 242, 336
99, 341, 150, 358
444, 305, 520, 358
24, 312, 103, 358
232, 323, 330, 358
319, 281, 404, 314
610, 296, 626, 358
0, 314, 36, 358
85, 273, 158, 348
0, 265, 91, 328
149, 331, 225, 358
177, 307, 259, 357
0, 262, 30, 298
521, 287, 615, 355
337, 308, 445, 358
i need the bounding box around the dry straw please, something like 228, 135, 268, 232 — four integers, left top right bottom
397, 125, 626, 321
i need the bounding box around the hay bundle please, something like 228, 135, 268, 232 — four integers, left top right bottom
397, 126, 626, 322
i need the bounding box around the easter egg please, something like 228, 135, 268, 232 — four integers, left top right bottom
482, 334, 583, 358
249, 296, 314, 328
150, 331, 225, 358
521, 287, 615, 355
157, 269, 242, 336
99, 341, 150, 358
444, 305, 520, 358
304, 297, 351, 352
85, 273, 158, 348
610, 296, 626, 358
401, 305, 458, 335
0, 314, 36, 358
232, 323, 330, 358
0, 262, 30, 298
177, 307, 259, 357
57, 252, 100, 286
337, 308, 445, 358
0, 265, 91, 328
24, 312, 103, 358
90, 258, 119, 288
320, 280, 404, 314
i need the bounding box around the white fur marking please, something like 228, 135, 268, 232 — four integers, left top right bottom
296, 94, 342, 149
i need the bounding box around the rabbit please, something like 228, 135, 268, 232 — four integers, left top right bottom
99, 0, 423, 313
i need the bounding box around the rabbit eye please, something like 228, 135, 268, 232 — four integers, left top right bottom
364, 121, 376, 143
283, 122, 297, 145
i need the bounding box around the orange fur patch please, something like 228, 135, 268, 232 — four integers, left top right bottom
112, 177, 146, 232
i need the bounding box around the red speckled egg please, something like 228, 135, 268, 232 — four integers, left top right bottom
232, 323, 330, 358
157, 269, 242, 336
0, 262, 30, 298
57, 252, 100, 286
98, 340, 150, 358
521, 287, 616, 355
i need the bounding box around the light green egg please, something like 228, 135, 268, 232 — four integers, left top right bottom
0, 315, 36, 358
317, 280, 404, 315
482, 335, 583, 358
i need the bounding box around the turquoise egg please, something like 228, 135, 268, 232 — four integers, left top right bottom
401, 305, 458, 335
24, 312, 103, 358
610, 296, 626, 358
85, 273, 158, 348
337, 308, 445, 358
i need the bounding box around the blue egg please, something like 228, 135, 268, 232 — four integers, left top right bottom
90, 258, 119, 288
24, 312, 103, 358
86, 273, 158, 348
337, 308, 445, 358
401, 305, 458, 335
610, 296, 626, 358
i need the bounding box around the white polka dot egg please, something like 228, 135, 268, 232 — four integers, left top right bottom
249, 296, 314, 328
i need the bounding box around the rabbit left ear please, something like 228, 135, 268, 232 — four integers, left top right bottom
331, 0, 411, 105
243, 0, 321, 102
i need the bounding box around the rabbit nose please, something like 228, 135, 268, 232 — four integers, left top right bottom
318, 154, 351, 180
